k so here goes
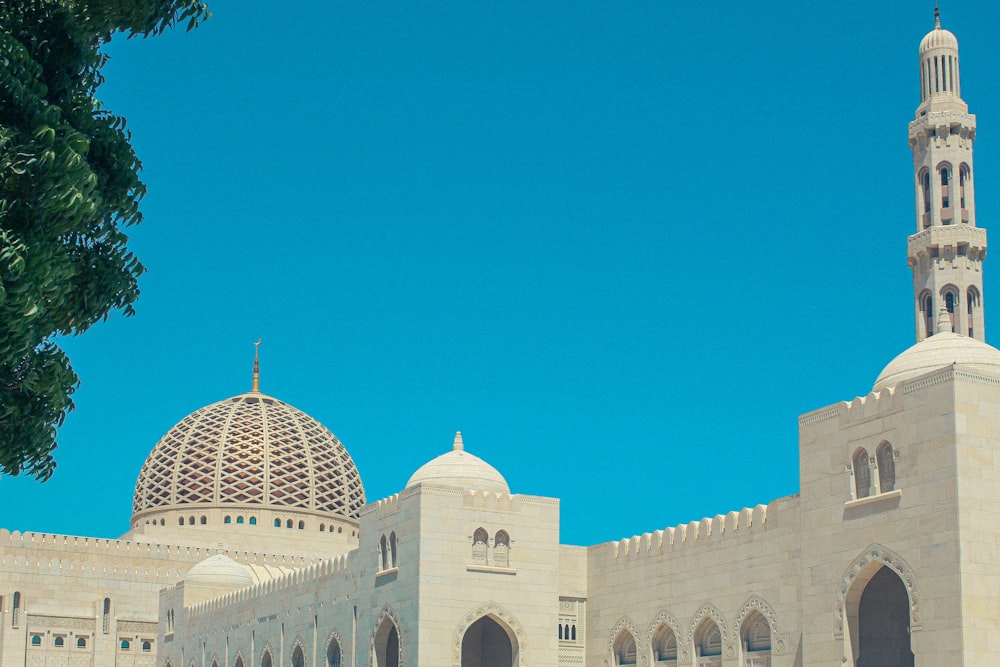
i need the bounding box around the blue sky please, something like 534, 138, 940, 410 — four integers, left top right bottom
2, 1, 999, 547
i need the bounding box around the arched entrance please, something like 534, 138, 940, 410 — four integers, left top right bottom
855, 566, 914, 666
374, 619, 399, 667
461, 616, 517, 667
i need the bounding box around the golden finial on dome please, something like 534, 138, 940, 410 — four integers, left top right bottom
251, 338, 262, 392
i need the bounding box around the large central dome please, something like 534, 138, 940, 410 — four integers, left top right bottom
132, 390, 365, 522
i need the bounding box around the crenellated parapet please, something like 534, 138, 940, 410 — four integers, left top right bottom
186, 551, 357, 618
606, 502, 773, 561
799, 388, 900, 428
0, 529, 323, 569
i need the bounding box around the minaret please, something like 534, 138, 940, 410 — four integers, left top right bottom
908, 7, 986, 341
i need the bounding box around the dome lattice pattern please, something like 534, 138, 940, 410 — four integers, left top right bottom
132, 393, 365, 519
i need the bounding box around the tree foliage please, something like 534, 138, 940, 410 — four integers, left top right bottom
0, 0, 208, 479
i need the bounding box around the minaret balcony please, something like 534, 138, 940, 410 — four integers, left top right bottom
908, 223, 986, 260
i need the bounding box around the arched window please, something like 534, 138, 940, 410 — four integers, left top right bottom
920, 170, 931, 217
237, 516, 244, 524
326, 638, 342, 667
472, 527, 488, 563
571, 625, 576, 641
225, 516, 232, 524
389, 531, 397, 568
920, 291, 934, 337
694, 620, 722, 665
298, 520, 305, 530
379, 534, 388, 570
103, 597, 110, 633
121, 640, 130, 651
249, 517, 257, 525
291, 645, 305, 667
160, 518, 165, 526
12, 591, 20, 628
742, 613, 771, 665
941, 166, 952, 211
854, 448, 871, 499
320, 524, 325, 532
54, 636, 64, 647
31, 635, 41, 646
559, 625, 563, 640
494, 530, 510, 567
960, 164, 971, 210
967, 287, 980, 337
142, 640, 152, 652
942, 286, 959, 332
261, 650, 273, 667
200, 516, 207, 525
235, 657, 245, 667
652, 624, 677, 663
77, 637, 87, 648
274, 518, 281, 528
179, 517, 185, 526
188, 516, 195, 525
877, 442, 896, 493
613, 630, 637, 666
286, 519, 293, 529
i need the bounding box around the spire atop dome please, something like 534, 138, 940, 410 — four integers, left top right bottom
934, 2, 941, 29
251, 338, 262, 393
453, 431, 464, 451
936, 306, 953, 334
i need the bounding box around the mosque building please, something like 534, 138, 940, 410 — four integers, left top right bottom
2, 11, 1000, 667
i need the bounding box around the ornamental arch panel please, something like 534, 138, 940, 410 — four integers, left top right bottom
605, 617, 644, 667
836, 544, 920, 665
371, 605, 403, 667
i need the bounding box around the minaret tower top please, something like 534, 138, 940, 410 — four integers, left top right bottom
907, 8, 986, 342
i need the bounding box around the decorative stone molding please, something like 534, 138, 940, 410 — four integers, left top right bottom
834, 543, 920, 639
26, 614, 94, 632
209, 652, 222, 667
118, 620, 157, 634
606, 615, 645, 667
232, 648, 247, 667
452, 601, 525, 667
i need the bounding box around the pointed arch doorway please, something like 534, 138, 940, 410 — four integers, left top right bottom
461, 616, 518, 667
852, 565, 914, 667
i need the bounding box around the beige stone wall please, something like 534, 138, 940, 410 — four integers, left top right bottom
585, 496, 800, 667
160, 484, 563, 667
796, 368, 1000, 667
0, 530, 331, 667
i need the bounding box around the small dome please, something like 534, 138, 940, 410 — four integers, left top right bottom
185, 554, 254, 588
132, 391, 365, 521
920, 26, 958, 53
874, 332, 1000, 392
406, 432, 509, 494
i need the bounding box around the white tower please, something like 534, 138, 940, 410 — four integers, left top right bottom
908, 7, 986, 341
